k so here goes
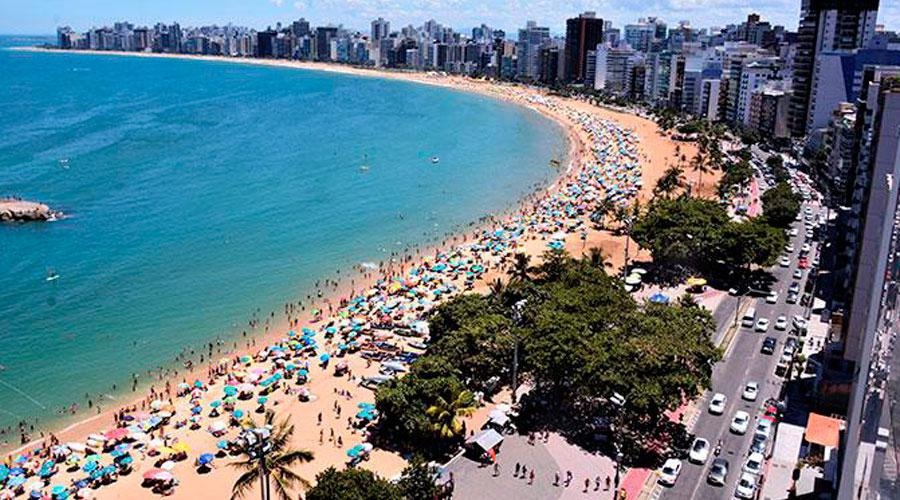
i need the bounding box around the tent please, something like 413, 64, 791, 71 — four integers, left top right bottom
466, 428, 503, 452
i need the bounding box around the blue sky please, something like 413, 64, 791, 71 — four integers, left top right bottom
1, 0, 897, 35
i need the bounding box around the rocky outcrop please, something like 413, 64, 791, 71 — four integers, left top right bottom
0, 199, 63, 222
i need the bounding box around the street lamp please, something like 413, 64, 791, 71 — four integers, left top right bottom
511, 299, 527, 404
610, 392, 626, 500
238, 427, 273, 500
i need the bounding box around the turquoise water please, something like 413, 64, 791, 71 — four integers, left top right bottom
0, 36, 565, 438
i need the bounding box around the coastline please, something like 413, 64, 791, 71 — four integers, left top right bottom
4, 46, 711, 499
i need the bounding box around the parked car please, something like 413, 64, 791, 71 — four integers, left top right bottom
743, 452, 764, 475
779, 256, 791, 267
658, 458, 683, 486
708, 393, 727, 415
742, 382, 759, 401
754, 419, 773, 439
730, 411, 751, 434
755, 318, 770, 332
735, 472, 758, 499
789, 282, 801, 294
793, 269, 803, 279
707, 458, 729, 486
689, 438, 710, 464
766, 291, 779, 304
786, 292, 799, 304
750, 434, 767, 455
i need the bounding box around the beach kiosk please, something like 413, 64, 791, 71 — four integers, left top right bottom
465, 428, 503, 462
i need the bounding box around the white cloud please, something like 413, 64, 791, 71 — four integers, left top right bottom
270, 0, 284, 7
293, 1, 306, 10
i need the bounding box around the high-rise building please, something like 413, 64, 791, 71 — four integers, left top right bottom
624, 22, 654, 53
255, 29, 277, 58
516, 21, 550, 80
315, 27, 338, 61
371, 18, 390, 41
564, 12, 603, 83
594, 44, 637, 95
291, 18, 310, 38
789, 0, 880, 137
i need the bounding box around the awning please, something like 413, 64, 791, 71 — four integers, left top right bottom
805, 413, 844, 448
467, 428, 503, 451
487, 410, 510, 427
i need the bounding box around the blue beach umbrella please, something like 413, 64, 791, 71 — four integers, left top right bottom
233, 409, 244, 419
257, 396, 268, 405
7, 475, 26, 488
51, 485, 67, 496
210, 400, 222, 408
223, 386, 238, 397
101, 465, 117, 476
191, 406, 202, 415
319, 353, 330, 362
81, 461, 98, 473
649, 292, 670, 304
114, 455, 133, 466
216, 440, 229, 450
89, 468, 104, 480
198, 453, 214, 466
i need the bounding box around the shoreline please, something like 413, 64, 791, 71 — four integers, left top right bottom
3, 46, 710, 499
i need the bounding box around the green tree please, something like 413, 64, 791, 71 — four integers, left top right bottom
717, 160, 753, 199
508, 252, 533, 283
426, 389, 477, 439
761, 181, 802, 228
305, 467, 402, 500
653, 165, 686, 199
717, 218, 787, 268
230, 410, 314, 500
398, 459, 441, 500
631, 197, 731, 271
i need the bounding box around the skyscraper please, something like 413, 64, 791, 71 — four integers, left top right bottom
516, 21, 550, 80
564, 12, 604, 83
788, 0, 880, 137
371, 18, 390, 41
315, 27, 338, 61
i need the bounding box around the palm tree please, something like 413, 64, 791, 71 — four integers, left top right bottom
488, 277, 505, 297
230, 410, 314, 500
508, 253, 532, 283
653, 165, 686, 199
587, 247, 611, 269
690, 151, 710, 194
426, 390, 477, 439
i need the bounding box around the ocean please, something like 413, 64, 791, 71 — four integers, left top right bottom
0, 36, 566, 439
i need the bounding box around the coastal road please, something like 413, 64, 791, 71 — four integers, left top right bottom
661, 204, 821, 499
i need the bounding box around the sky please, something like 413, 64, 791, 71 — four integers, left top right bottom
1, 0, 897, 36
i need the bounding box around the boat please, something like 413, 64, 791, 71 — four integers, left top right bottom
431, 156, 440, 164
359, 154, 370, 172
46, 270, 60, 282
549, 158, 561, 168
58, 158, 69, 169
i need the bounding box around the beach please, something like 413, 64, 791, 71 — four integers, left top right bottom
3, 48, 715, 500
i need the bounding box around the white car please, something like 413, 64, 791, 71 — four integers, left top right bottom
785, 244, 795, 253
775, 315, 788, 331
754, 419, 773, 439
743, 452, 764, 475
730, 411, 751, 434
801, 243, 811, 254
658, 458, 682, 486
792, 316, 808, 332
766, 291, 778, 304
689, 438, 710, 464
779, 256, 790, 267
789, 228, 798, 237
793, 269, 803, 279
735, 472, 758, 499
708, 393, 727, 415
742, 382, 759, 401
754, 318, 769, 332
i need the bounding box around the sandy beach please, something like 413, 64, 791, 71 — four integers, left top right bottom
3, 47, 717, 500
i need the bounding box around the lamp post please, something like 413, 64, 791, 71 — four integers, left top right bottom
511, 299, 527, 404
610, 392, 626, 500
239, 427, 273, 500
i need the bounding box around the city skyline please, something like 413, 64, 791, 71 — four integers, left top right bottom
3, 0, 898, 36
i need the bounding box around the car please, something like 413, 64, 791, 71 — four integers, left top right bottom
795, 213, 803, 222
754, 318, 769, 332
707, 458, 729, 486
789, 282, 801, 294
708, 393, 727, 415
806, 230, 814, 239
785, 244, 795, 253
775, 315, 788, 330
798, 258, 809, 269
779, 256, 791, 267
742, 382, 759, 401
750, 434, 767, 455
761, 337, 777, 355
730, 410, 751, 434
793, 269, 803, 279
743, 452, 765, 475
658, 458, 682, 486
766, 291, 779, 304
762, 404, 780, 423
812, 256, 820, 267
689, 438, 710, 464
792, 316, 808, 333
789, 228, 799, 237
784, 338, 799, 356
735, 472, 758, 499
755, 419, 773, 439
801, 243, 811, 254
786, 292, 799, 304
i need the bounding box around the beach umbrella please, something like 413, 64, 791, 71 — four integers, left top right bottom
223, 386, 238, 397
142, 469, 165, 480
100, 465, 116, 476
216, 440, 229, 450
207, 421, 226, 433
649, 292, 670, 304
257, 396, 268, 405
7, 476, 27, 488
0, 466, 8, 482
686, 277, 707, 287
24, 479, 42, 493
114, 456, 133, 467
197, 454, 214, 466
233, 409, 244, 419
160, 461, 176, 471
319, 353, 330, 362
81, 461, 98, 473
210, 400, 222, 409
171, 442, 190, 454
104, 428, 128, 441
50, 486, 67, 497
191, 406, 202, 415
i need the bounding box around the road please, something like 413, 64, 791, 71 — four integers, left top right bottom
662, 202, 822, 499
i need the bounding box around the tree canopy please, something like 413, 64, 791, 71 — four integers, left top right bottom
761, 181, 802, 228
